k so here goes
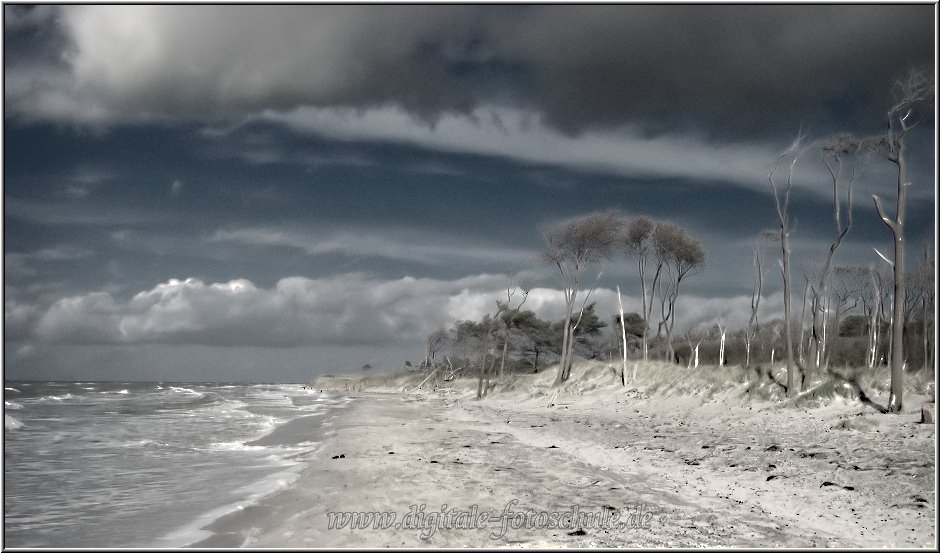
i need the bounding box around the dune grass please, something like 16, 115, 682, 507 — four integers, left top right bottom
313, 356, 935, 412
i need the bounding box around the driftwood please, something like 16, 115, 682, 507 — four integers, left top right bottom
416, 366, 441, 390
547, 390, 559, 407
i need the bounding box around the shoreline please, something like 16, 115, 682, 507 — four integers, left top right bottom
188, 381, 936, 548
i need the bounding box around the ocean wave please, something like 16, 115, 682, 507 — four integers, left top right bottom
5, 401, 24, 410
37, 394, 76, 402
205, 441, 270, 452
169, 386, 204, 397
122, 439, 169, 448
5, 414, 25, 430
5, 387, 21, 393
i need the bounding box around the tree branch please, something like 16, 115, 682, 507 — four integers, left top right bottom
871, 194, 897, 234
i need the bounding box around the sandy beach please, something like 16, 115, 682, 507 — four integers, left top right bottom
191, 363, 935, 548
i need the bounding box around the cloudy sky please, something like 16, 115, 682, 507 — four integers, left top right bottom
3, 5, 936, 382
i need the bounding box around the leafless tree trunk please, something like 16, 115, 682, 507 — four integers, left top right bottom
616, 285, 628, 385
717, 314, 727, 366
808, 134, 878, 370
798, 272, 811, 365
769, 134, 806, 397
745, 237, 767, 370
920, 238, 935, 372
865, 266, 884, 368
871, 69, 933, 413
824, 266, 861, 368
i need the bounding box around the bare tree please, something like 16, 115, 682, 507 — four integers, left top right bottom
871, 68, 934, 412
716, 313, 728, 366
616, 285, 628, 385
860, 264, 888, 368
542, 210, 626, 385
808, 133, 881, 369
769, 132, 807, 397
685, 326, 706, 369
913, 234, 936, 372
746, 235, 770, 369
798, 267, 814, 366
424, 328, 448, 371
824, 266, 862, 368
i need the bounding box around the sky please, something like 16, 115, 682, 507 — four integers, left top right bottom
3, 4, 936, 382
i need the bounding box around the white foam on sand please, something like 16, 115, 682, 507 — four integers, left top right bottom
152, 456, 308, 547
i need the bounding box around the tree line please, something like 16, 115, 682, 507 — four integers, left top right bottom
414, 69, 933, 412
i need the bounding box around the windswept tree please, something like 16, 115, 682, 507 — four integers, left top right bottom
768, 133, 806, 397
542, 210, 626, 385
624, 216, 658, 361
653, 222, 706, 363
871, 68, 934, 412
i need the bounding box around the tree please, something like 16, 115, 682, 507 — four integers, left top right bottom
497, 275, 531, 381
566, 301, 608, 358
911, 234, 935, 372
716, 313, 728, 366
653, 222, 706, 363
768, 132, 806, 397
616, 286, 628, 384
824, 266, 862, 368
514, 310, 557, 373
361, 363, 372, 374
624, 216, 658, 361
424, 328, 448, 371
685, 325, 707, 369
808, 133, 881, 369
745, 235, 770, 369
542, 210, 626, 385
871, 68, 934, 412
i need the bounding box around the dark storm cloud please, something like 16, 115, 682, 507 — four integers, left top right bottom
489, 5, 935, 137
5, 5, 933, 137
3, 5, 935, 381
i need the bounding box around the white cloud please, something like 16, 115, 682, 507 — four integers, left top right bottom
5, 245, 94, 280
32, 274, 510, 347
170, 179, 184, 197
27, 274, 786, 350
209, 226, 537, 268
258, 105, 779, 189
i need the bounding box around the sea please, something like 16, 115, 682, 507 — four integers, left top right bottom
3, 380, 348, 548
